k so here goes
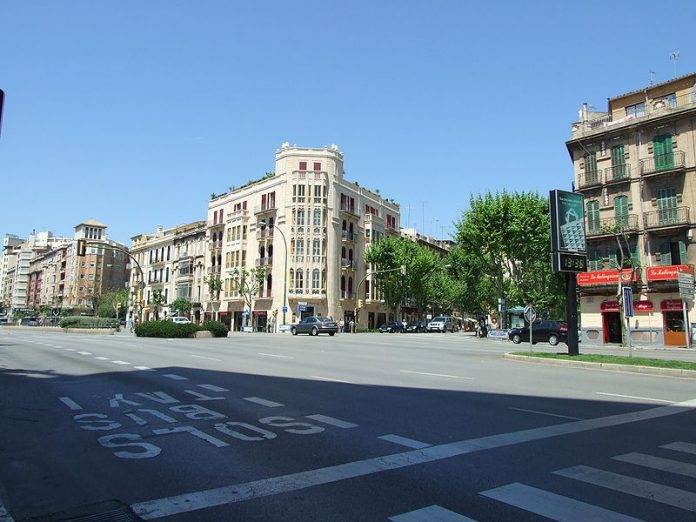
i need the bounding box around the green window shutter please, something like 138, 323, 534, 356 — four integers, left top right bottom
653, 134, 674, 171
630, 243, 640, 267
614, 196, 629, 228
679, 241, 687, 265
585, 152, 598, 183
588, 250, 601, 271
659, 241, 672, 266
611, 145, 626, 179
587, 200, 600, 232
657, 187, 678, 224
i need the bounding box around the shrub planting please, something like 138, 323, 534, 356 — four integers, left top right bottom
200, 320, 228, 337
134, 320, 200, 338
60, 316, 118, 329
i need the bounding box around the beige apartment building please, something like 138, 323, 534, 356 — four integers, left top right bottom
568, 73, 696, 346
129, 221, 207, 322
205, 143, 399, 331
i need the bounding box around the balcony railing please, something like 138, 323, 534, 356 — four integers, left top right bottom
256, 228, 274, 240
643, 207, 690, 229
226, 209, 248, 222
586, 214, 639, 237
640, 151, 686, 177
341, 258, 355, 269
256, 257, 273, 267
340, 204, 358, 216
208, 240, 223, 250
578, 170, 602, 189
604, 163, 631, 183
207, 266, 221, 275
254, 204, 277, 214
341, 230, 357, 241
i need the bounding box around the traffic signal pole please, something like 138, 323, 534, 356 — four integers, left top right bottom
566, 272, 580, 356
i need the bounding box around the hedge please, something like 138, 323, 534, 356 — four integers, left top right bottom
60, 316, 118, 329
134, 320, 229, 338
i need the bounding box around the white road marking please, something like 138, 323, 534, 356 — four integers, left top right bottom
596, 392, 673, 403
554, 465, 696, 511
111, 360, 131, 365
243, 397, 283, 408
58, 397, 83, 411
76, 351, 92, 355
509, 407, 585, 421
199, 384, 229, 392
613, 452, 696, 478
481, 482, 640, 521
131, 398, 696, 520
163, 374, 188, 380
389, 504, 477, 521
310, 375, 353, 384
661, 441, 696, 455
0, 501, 17, 522
379, 434, 431, 449
190, 354, 222, 361
134, 366, 155, 371
258, 352, 293, 359
94, 357, 109, 361
400, 370, 470, 379
65, 348, 75, 351
305, 414, 357, 429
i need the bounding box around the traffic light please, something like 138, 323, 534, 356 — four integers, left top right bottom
400, 264, 407, 275
357, 299, 363, 309
76, 239, 87, 257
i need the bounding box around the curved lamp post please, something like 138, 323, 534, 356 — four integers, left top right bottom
259, 219, 288, 328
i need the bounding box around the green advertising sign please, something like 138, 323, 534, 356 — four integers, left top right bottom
550, 189, 586, 254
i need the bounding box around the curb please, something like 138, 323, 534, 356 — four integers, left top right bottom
504, 353, 696, 379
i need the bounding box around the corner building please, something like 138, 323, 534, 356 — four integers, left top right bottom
205, 144, 399, 331
568, 73, 696, 346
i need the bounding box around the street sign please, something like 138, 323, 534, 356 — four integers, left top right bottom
523, 305, 536, 324
282, 306, 288, 313
678, 272, 694, 301
298, 304, 307, 312
622, 286, 634, 318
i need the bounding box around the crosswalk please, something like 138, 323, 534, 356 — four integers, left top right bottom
390, 440, 696, 521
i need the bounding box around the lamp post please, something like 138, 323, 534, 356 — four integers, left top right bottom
259, 219, 288, 328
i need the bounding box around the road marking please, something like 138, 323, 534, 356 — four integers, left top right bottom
58, 397, 83, 411
243, 397, 284, 408
199, 384, 229, 392
258, 352, 293, 359
111, 360, 131, 365
65, 348, 75, 351
163, 374, 188, 381
310, 375, 353, 384
480, 482, 640, 521
661, 441, 696, 455
554, 465, 696, 511
76, 351, 92, 355
379, 434, 431, 449
596, 392, 673, 403
400, 370, 470, 379
305, 414, 357, 429
134, 366, 155, 371
389, 504, 477, 521
509, 407, 585, 421
613, 452, 696, 478
131, 397, 696, 520
95, 357, 109, 361
190, 354, 222, 361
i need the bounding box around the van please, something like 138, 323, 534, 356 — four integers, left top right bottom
427, 316, 456, 333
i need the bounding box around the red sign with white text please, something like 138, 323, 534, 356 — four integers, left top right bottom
577, 269, 637, 286
646, 264, 693, 281
600, 299, 654, 312
661, 299, 686, 311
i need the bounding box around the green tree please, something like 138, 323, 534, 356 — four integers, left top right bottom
452, 191, 565, 320
97, 289, 129, 319
170, 297, 193, 318
206, 277, 223, 299
229, 267, 266, 327
151, 289, 166, 321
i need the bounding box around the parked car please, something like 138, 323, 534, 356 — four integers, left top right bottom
291, 316, 338, 336
508, 320, 568, 346
167, 316, 192, 324
379, 321, 405, 333
405, 320, 427, 333
427, 316, 456, 332
20, 316, 39, 326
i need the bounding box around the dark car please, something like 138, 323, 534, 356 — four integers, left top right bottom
20, 316, 39, 326
405, 320, 427, 333
508, 320, 568, 346
291, 316, 338, 336
379, 321, 405, 333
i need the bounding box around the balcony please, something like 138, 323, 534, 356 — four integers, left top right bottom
340, 204, 358, 217
341, 258, 355, 269
206, 266, 222, 276
226, 209, 248, 223
256, 257, 273, 267
586, 214, 639, 238
340, 292, 355, 300
604, 163, 631, 185
254, 203, 277, 215
341, 230, 357, 242
577, 170, 602, 189
643, 207, 690, 231
256, 228, 274, 240
640, 151, 686, 178
208, 240, 223, 251
364, 213, 383, 226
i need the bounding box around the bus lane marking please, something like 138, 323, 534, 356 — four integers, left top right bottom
163, 374, 188, 381
198, 384, 229, 392
243, 397, 283, 408
305, 415, 358, 429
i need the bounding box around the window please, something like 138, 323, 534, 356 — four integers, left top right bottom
610, 145, 627, 179
296, 239, 305, 256
313, 240, 320, 256
297, 209, 305, 225
656, 186, 678, 225
313, 209, 321, 226
312, 269, 320, 292
313, 162, 321, 171
295, 269, 303, 289
614, 196, 629, 228
584, 152, 598, 183
299, 161, 307, 171
625, 102, 645, 118
587, 200, 600, 233
653, 134, 674, 171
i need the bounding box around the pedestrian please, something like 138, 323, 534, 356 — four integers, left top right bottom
338, 319, 344, 333
127, 315, 134, 333
349, 319, 355, 333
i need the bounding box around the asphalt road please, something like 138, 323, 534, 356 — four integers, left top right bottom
1, 329, 695, 521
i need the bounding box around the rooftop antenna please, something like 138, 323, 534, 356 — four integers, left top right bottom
670, 51, 680, 77
649, 70, 655, 86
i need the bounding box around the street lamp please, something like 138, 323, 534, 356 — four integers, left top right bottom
259, 219, 288, 328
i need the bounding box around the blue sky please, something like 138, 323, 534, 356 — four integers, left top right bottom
2, 1, 695, 245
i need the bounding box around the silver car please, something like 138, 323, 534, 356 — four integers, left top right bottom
427, 316, 455, 332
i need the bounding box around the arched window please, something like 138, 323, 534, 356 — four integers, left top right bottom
341, 275, 346, 292
341, 246, 346, 258
268, 244, 274, 258
296, 270, 304, 289
348, 277, 353, 295
289, 269, 295, 290
342, 220, 347, 231
266, 274, 272, 296
312, 269, 320, 292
